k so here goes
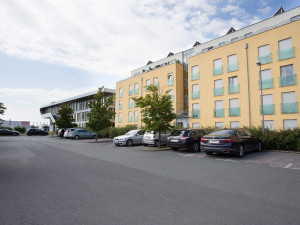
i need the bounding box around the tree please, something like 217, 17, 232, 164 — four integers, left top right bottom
0, 102, 6, 124
14, 126, 26, 134
54, 103, 77, 129
133, 85, 176, 148
87, 86, 115, 141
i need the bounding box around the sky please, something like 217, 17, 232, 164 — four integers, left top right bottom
0, 0, 299, 125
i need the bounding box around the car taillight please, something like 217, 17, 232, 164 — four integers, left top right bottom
153, 135, 156, 138
167, 136, 170, 140
201, 137, 207, 142
180, 137, 189, 140
220, 138, 233, 143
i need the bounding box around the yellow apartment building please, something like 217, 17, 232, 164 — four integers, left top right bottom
116, 6, 300, 130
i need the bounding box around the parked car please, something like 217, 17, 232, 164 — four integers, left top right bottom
57, 129, 65, 138
142, 131, 170, 146
200, 128, 262, 158
113, 129, 144, 146
167, 129, 206, 152
0, 129, 20, 136
69, 129, 96, 140
26, 128, 48, 136
64, 128, 76, 138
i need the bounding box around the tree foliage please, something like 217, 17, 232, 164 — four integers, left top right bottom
14, 126, 26, 134
133, 85, 176, 147
55, 103, 76, 129
0, 102, 6, 123
87, 86, 115, 140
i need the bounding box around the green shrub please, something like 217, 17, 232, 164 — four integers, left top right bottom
0, 126, 12, 131
14, 126, 26, 134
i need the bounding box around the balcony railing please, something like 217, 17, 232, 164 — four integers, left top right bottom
134, 116, 138, 122
260, 104, 275, 115
214, 108, 224, 117
128, 117, 132, 122
118, 118, 122, 123
191, 73, 199, 81
128, 90, 133, 96
214, 87, 224, 96
154, 83, 158, 87
213, 66, 223, 76
134, 88, 139, 94
128, 103, 132, 109
167, 79, 174, 86
281, 102, 298, 114
118, 105, 122, 110
279, 74, 296, 87
227, 62, 238, 72
228, 84, 239, 94
257, 54, 272, 64
191, 110, 200, 118
258, 78, 274, 89
278, 47, 294, 61
191, 91, 200, 99
119, 93, 122, 98
229, 107, 240, 116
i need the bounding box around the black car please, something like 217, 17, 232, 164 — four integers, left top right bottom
26, 128, 48, 136
57, 129, 65, 138
200, 128, 262, 158
0, 129, 20, 136
167, 129, 206, 152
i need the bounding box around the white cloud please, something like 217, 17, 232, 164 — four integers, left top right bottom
257, 6, 272, 16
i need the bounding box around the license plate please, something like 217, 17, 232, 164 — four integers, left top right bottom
210, 140, 219, 144
170, 139, 178, 142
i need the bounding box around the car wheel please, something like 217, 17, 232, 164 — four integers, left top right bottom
126, 139, 133, 147
256, 141, 263, 152
236, 145, 244, 158
92, 135, 96, 139
205, 151, 213, 155
75, 135, 79, 140
192, 142, 199, 152
171, 147, 179, 151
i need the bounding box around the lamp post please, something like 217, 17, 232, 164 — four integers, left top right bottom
256, 61, 265, 134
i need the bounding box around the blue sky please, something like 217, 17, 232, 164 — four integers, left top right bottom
0, 0, 299, 124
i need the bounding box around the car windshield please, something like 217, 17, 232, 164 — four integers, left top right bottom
170, 130, 186, 136
209, 130, 236, 135
125, 130, 138, 136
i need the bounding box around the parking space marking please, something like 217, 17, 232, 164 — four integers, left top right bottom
283, 163, 293, 168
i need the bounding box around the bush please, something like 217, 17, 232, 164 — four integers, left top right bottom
97, 125, 138, 138
0, 126, 12, 131
14, 126, 26, 134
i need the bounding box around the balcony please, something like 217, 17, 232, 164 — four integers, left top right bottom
118, 105, 122, 110
228, 84, 239, 94
228, 107, 240, 116
191, 91, 200, 99
128, 90, 133, 96
257, 54, 272, 65
134, 116, 138, 122
258, 78, 274, 90
191, 72, 199, 81
214, 87, 224, 96
214, 108, 224, 117
227, 62, 238, 72
128, 117, 132, 122
259, 104, 275, 115
119, 93, 122, 98
167, 79, 174, 86
281, 102, 298, 114
213, 66, 223, 76
128, 103, 132, 109
278, 47, 294, 61
118, 118, 122, 123
191, 110, 200, 118
134, 88, 139, 94
279, 74, 296, 87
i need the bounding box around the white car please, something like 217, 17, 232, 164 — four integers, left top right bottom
63, 128, 76, 138
113, 129, 144, 146
142, 131, 170, 146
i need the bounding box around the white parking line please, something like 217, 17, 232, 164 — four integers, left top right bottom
284, 163, 293, 168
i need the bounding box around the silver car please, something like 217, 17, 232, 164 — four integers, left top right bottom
142, 131, 170, 146
64, 128, 76, 138
69, 129, 97, 140
113, 129, 144, 146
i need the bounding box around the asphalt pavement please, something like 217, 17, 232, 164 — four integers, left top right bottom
0, 136, 300, 225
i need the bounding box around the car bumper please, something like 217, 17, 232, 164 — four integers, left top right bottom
168, 141, 189, 149
142, 139, 156, 145
113, 140, 127, 146
201, 146, 238, 154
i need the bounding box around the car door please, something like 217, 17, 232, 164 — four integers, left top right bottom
244, 129, 258, 151
237, 129, 250, 151
136, 130, 144, 144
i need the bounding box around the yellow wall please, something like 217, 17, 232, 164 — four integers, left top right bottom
115, 62, 184, 127
188, 20, 300, 130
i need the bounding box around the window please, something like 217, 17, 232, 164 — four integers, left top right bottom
231, 37, 238, 43
128, 111, 132, 122
283, 120, 297, 130
245, 32, 252, 38
229, 98, 240, 116
214, 79, 223, 96
146, 79, 150, 91
118, 112, 122, 123
167, 73, 173, 86
228, 76, 239, 94
119, 88, 123, 97
192, 103, 199, 118
168, 89, 174, 102
258, 45, 271, 64
214, 100, 224, 117
213, 59, 222, 75
215, 122, 224, 128
281, 92, 298, 114
264, 120, 274, 130
227, 54, 238, 72
134, 110, 138, 122
279, 65, 295, 87
191, 66, 199, 80
153, 77, 158, 87
191, 84, 199, 99
261, 94, 274, 115
192, 123, 199, 128
278, 38, 294, 60
118, 100, 122, 110
128, 98, 133, 109
128, 85, 133, 95
230, 121, 239, 128
259, 69, 273, 89
219, 42, 225, 47
134, 83, 139, 94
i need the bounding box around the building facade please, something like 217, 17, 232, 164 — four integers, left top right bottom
115, 6, 300, 130
40, 89, 115, 128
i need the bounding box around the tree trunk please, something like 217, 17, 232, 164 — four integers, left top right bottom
159, 129, 161, 149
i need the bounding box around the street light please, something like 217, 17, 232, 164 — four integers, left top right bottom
256, 61, 265, 134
